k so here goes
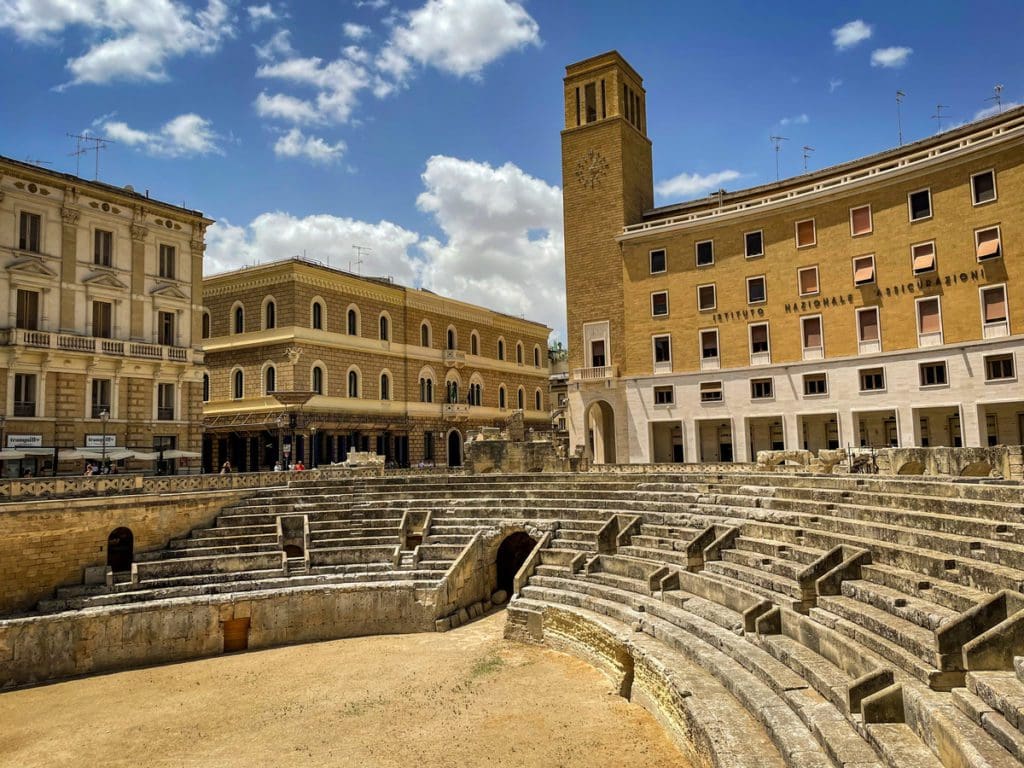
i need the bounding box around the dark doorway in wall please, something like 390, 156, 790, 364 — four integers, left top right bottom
283, 544, 303, 558
495, 532, 537, 595
222, 617, 251, 652
107, 527, 134, 572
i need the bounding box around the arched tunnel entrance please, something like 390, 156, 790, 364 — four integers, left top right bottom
495, 532, 537, 596
107, 527, 134, 573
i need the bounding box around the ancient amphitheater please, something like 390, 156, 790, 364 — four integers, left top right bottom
2, 464, 1024, 767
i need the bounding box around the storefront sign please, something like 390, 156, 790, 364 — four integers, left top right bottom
7, 434, 42, 448
85, 435, 117, 448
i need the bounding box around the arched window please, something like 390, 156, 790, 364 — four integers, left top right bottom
264, 365, 276, 394
446, 380, 459, 404
202, 374, 210, 402
380, 372, 390, 401
347, 307, 359, 336
470, 331, 479, 356
535, 389, 542, 410
311, 301, 323, 330
517, 387, 524, 409
468, 382, 482, 406
379, 314, 390, 341
498, 385, 507, 409
420, 377, 433, 403
420, 321, 431, 348
233, 304, 244, 334
348, 369, 359, 398
516, 342, 524, 364
312, 365, 324, 395
201, 312, 210, 339
233, 369, 244, 399
265, 299, 276, 330
497, 338, 505, 361
446, 326, 456, 351
534, 345, 541, 367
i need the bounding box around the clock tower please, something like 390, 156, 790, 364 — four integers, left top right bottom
561, 51, 652, 459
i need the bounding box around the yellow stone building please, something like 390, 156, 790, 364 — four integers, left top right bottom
563, 51, 1023, 463
201, 258, 551, 470
0, 156, 210, 475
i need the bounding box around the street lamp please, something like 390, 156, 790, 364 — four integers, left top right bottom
100, 409, 109, 472
310, 426, 317, 469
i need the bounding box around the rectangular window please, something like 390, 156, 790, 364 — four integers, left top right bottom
746, 275, 766, 304
158, 244, 176, 279
13, 373, 37, 416
424, 431, 435, 461
91, 379, 112, 418
975, 226, 1001, 261
798, 266, 819, 296
15, 289, 39, 330
653, 335, 671, 371
972, 170, 996, 205
651, 291, 669, 317
801, 315, 823, 358
856, 306, 880, 353
853, 254, 876, 286
749, 323, 769, 354
795, 218, 816, 248
803, 373, 827, 397
697, 284, 716, 311
850, 205, 872, 236
981, 285, 1009, 338
909, 188, 932, 221
94, 229, 113, 267
985, 354, 1015, 381
912, 242, 936, 274
699, 381, 723, 403
92, 301, 112, 338
653, 386, 674, 405
750, 377, 773, 400
584, 82, 597, 123
591, 339, 606, 368
158, 311, 175, 346
695, 240, 714, 266
157, 383, 175, 421
745, 230, 764, 258
859, 368, 885, 392
18, 211, 41, 252
649, 249, 666, 274
917, 297, 942, 345
919, 362, 948, 387
700, 329, 719, 360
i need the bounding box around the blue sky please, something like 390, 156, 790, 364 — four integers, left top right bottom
2, 0, 1022, 342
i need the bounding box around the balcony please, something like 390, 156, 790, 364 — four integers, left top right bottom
443, 349, 466, 368
802, 346, 824, 361
2, 329, 196, 363
858, 340, 881, 355
983, 320, 1009, 340
750, 351, 771, 366
700, 356, 720, 371
572, 365, 617, 381
442, 403, 470, 420
918, 331, 943, 348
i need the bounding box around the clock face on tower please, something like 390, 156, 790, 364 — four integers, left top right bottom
575, 149, 608, 189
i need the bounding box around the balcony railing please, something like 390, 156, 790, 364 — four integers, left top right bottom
802, 346, 824, 361
157, 407, 175, 421
750, 350, 771, 366
572, 365, 617, 381
983, 320, 1009, 340
443, 349, 466, 367
4, 329, 195, 363
918, 331, 943, 348
442, 403, 470, 420
700, 356, 720, 371
858, 339, 881, 355
13, 401, 36, 417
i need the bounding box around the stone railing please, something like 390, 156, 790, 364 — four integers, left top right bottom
3, 328, 196, 364
572, 365, 617, 381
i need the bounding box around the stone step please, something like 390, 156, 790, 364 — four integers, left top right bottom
703, 559, 804, 602
967, 671, 1024, 734
816, 595, 938, 666
617, 544, 690, 570
720, 548, 806, 582
859, 563, 988, 614
733, 535, 824, 565
840, 579, 958, 632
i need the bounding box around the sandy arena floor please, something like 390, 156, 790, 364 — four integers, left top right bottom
0, 611, 690, 767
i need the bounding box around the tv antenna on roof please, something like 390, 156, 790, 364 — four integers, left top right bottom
24, 157, 51, 167
769, 136, 788, 181
801, 145, 815, 172
351, 245, 371, 275
66, 133, 114, 180
896, 90, 906, 146
986, 84, 1004, 114
931, 104, 950, 132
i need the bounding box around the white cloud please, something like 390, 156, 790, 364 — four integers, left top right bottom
376, 0, 539, 87
829, 78, 843, 93
973, 101, 1020, 121
255, 92, 323, 124
343, 22, 371, 40
355, 0, 388, 8
247, 4, 277, 26
0, 0, 234, 86
871, 46, 912, 68
273, 128, 346, 163
257, 54, 370, 124
255, 28, 294, 61
654, 170, 744, 199
102, 113, 221, 157
416, 155, 563, 339
832, 19, 872, 51
206, 155, 565, 339
779, 113, 809, 126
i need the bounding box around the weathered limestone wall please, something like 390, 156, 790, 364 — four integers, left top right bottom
0, 583, 436, 689
876, 445, 1023, 479
0, 490, 252, 614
